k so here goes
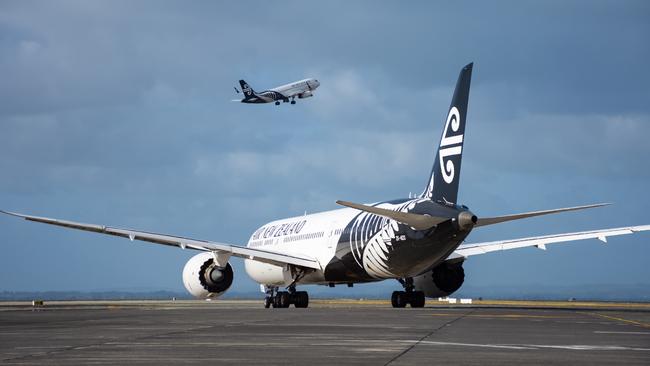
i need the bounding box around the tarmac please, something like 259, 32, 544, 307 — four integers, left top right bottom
1, 299, 649, 365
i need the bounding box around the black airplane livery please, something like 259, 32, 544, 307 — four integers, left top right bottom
3, 63, 648, 308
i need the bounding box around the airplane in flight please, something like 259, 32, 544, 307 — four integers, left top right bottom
233, 78, 320, 105
2, 63, 648, 308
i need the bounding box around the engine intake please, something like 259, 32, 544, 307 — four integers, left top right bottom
199, 258, 234, 294
183, 252, 234, 299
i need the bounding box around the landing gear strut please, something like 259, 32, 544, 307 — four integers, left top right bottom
264, 285, 309, 308
391, 278, 425, 308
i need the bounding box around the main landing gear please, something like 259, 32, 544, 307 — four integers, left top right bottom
391, 278, 425, 308
274, 98, 296, 105
264, 285, 309, 308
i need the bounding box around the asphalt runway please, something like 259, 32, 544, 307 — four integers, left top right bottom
1, 300, 649, 365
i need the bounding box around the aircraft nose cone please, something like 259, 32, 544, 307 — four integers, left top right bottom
457, 210, 478, 230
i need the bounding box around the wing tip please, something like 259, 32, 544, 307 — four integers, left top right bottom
0, 209, 22, 218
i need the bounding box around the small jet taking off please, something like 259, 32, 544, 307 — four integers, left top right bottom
3, 63, 649, 309
233, 78, 320, 105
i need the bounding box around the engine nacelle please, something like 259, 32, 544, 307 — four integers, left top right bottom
298, 91, 313, 99
244, 259, 293, 286
182, 252, 234, 299
413, 261, 465, 298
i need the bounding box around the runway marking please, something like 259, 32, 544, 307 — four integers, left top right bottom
472, 300, 650, 310
594, 331, 650, 335
385, 308, 476, 365
415, 340, 533, 350
524, 344, 650, 351
585, 312, 650, 328
427, 312, 571, 319
408, 340, 650, 352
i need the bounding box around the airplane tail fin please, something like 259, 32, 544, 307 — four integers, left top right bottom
239, 80, 256, 100
421, 63, 473, 204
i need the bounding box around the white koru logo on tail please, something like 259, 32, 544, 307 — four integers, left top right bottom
439, 106, 463, 184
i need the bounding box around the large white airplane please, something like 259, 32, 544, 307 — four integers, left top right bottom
234, 78, 320, 105
2, 63, 648, 309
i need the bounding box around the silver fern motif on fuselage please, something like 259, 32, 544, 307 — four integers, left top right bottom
348, 198, 427, 279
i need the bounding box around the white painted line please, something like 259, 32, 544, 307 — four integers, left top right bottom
526, 344, 650, 351
594, 331, 650, 335
414, 341, 534, 350
407, 340, 650, 351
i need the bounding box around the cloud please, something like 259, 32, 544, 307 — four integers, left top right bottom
0, 1, 648, 293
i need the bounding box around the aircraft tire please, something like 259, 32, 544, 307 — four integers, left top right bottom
410, 291, 425, 308
277, 291, 291, 308
294, 291, 309, 308
391, 291, 407, 308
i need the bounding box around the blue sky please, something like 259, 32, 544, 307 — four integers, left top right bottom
1, 1, 649, 297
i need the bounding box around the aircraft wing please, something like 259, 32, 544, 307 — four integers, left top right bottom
448, 225, 650, 260
0, 210, 321, 270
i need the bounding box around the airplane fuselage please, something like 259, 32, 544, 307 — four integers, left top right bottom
244, 198, 473, 286
239, 78, 320, 104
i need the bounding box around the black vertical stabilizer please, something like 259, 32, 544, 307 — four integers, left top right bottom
421, 63, 473, 204
239, 79, 255, 99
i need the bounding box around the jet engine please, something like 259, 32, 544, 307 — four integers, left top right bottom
298, 91, 313, 99
413, 261, 465, 298
182, 252, 234, 299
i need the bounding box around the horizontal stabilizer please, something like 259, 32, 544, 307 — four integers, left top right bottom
336, 200, 448, 230
476, 203, 610, 227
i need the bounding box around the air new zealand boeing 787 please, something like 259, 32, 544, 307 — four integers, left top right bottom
3, 63, 648, 308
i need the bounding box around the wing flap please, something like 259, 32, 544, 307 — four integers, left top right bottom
0, 210, 321, 270
450, 224, 650, 259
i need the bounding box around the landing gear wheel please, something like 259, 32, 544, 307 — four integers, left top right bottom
294, 291, 309, 308
290, 100, 296, 105
277, 291, 290, 308
391, 291, 407, 308
411, 291, 425, 308
264, 297, 271, 308
275, 101, 280, 106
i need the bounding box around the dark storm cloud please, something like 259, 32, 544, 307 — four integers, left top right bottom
0, 1, 648, 293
